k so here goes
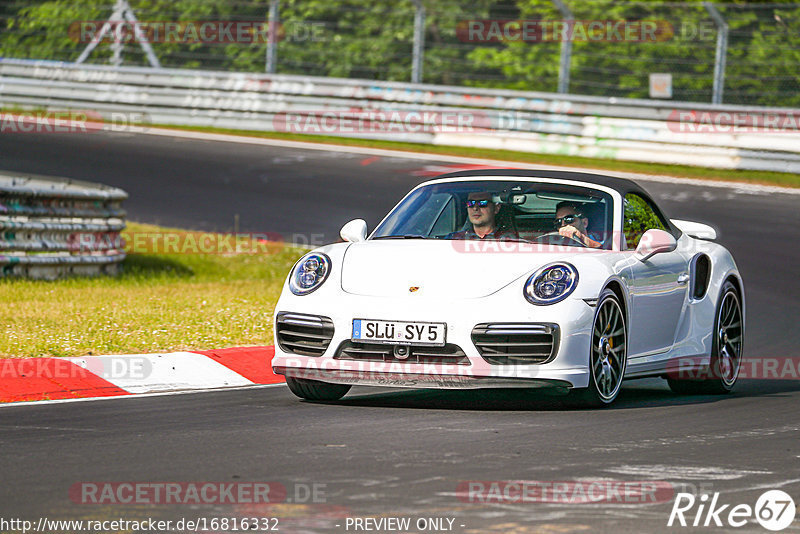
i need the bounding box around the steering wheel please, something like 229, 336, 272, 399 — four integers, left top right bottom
532, 231, 587, 247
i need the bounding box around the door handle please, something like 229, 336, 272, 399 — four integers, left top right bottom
677, 273, 690, 285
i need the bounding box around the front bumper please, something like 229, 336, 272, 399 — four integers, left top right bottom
272, 291, 595, 390
274, 366, 574, 390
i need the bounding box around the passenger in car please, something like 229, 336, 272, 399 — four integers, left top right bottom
554, 201, 603, 248
446, 191, 518, 240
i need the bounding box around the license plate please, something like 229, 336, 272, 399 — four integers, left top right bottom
352, 319, 446, 346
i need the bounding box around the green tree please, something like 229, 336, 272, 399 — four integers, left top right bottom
1, 0, 798, 105
623, 193, 666, 248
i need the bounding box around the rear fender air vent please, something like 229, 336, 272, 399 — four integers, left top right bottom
276, 312, 335, 357
690, 254, 711, 301
471, 323, 559, 365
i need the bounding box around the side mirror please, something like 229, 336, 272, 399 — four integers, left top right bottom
340, 219, 367, 243
636, 229, 677, 261
671, 219, 717, 240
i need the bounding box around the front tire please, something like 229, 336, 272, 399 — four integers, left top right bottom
667, 280, 743, 395
285, 376, 351, 401
568, 288, 627, 407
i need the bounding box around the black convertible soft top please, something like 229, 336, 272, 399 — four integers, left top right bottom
431, 168, 652, 197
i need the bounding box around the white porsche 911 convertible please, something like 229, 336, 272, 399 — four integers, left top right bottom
272, 169, 745, 407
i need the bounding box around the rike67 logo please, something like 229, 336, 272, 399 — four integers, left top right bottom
668, 490, 796, 531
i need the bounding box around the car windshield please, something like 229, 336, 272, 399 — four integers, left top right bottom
372, 180, 614, 249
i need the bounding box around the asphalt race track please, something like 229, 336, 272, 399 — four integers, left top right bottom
1, 130, 799, 533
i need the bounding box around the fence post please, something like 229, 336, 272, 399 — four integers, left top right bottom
551, 0, 573, 94
411, 0, 425, 83
704, 2, 728, 104
76, 0, 160, 68
266, 0, 280, 73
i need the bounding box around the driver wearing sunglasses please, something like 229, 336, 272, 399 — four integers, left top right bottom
554, 202, 602, 248
446, 191, 517, 240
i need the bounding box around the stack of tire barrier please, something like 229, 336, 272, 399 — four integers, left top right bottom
0, 173, 127, 279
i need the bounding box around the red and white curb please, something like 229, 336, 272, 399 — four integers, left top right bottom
0, 346, 283, 404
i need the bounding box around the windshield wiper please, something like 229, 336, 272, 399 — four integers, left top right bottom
372, 234, 429, 240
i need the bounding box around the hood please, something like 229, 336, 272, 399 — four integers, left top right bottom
340, 240, 589, 298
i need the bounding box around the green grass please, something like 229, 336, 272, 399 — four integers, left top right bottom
156, 124, 800, 189
0, 222, 305, 358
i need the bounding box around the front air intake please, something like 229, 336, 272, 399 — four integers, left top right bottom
334, 341, 470, 365
276, 312, 335, 356
471, 323, 559, 365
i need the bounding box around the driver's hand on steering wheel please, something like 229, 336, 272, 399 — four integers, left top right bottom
558, 224, 582, 241
559, 225, 601, 248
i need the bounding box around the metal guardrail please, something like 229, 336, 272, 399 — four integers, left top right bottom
0, 172, 127, 279
1, 58, 799, 173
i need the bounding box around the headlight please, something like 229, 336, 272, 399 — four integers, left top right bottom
289, 253, 331, 295
524, 263, 578, 305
